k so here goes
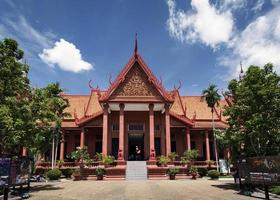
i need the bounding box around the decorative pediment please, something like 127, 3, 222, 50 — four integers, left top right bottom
111, 62, 161, 98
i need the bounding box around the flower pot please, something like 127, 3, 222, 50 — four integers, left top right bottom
97, 175, 103, 180
169, 174, 176, 180
191, 172, 197, 179
72, 174, 80, 181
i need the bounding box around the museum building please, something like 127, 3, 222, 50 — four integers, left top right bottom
58, 40, 229, 163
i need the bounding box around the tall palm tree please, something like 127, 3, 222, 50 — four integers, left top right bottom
202, 84, 221, 171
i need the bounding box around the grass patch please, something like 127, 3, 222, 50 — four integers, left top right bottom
269, 185, 280, 195
219, 175, 233, 178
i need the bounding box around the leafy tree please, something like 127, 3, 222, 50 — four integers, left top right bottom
223, 64, 280, 158
202, 84, 221, 171
0, 38, 32, 154
0, 38, 69, 163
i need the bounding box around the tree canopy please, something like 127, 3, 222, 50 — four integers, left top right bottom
222, 63, 280, 158
0, 38, 69, 156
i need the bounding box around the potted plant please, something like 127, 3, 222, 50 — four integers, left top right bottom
167, 167, 179, 180
70, 146, 90, 164
183, 149, 199, 164
207, 170, 220, 179
168, 152, 178, 163
84, 159, 94, 168
57, 160, 64, 169
102, 155, 115, 168
189, 165, 198, 179
72, 168, 81, 181
180, 156, 189, 167
206, 160, 214, 169
158, 155, 170, 167
95, 167, 105, 180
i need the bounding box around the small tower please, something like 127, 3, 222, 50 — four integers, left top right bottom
239, 61, 244, 80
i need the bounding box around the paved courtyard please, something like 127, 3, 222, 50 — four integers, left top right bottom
27, 179, 279, 200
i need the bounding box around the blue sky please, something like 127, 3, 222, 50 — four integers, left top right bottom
0, 0, 280, 95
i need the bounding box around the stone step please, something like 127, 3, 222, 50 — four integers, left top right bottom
126, 161, 147, 180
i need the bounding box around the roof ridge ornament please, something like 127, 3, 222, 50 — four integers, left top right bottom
239, 61, 244, 80
134, 33, 138, 54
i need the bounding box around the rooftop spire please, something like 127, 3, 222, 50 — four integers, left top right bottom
239, 61, 244, 80
134, 33, 138, 53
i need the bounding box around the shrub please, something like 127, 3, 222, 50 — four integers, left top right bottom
189, 165, 198, 174
72, 168, 80, 176
180, 157, 189, 165
168, 152, 178, 162
47, 169, 62, 180
206, 160, 214, 167
167, 167, 179, 175
183, 149, 199, 161
94, 152, 103, 161
198, 168, 208, 177
69, 146, 90, 161
57, 160, 64, 168
158, 155, 170, 166
208, 170, 220, 179
102, 155, 115, 166
95, 167, 105, 176
61, 168, 74, 178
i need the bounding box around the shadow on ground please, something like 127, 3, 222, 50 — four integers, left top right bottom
211, 183, 268, 200
31, 184, 63, 192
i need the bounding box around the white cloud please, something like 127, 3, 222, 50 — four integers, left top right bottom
167, 0, 234, 48
252, 0, 265, 12
218, 0, 247, 11
220, 6, 280, 78
39, 39, 93, 73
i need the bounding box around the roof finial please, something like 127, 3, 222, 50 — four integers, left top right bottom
134, 33, 138, 54
239, 61, 244, 80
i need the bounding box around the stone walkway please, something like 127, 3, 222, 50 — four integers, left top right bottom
28, 179, 279, 200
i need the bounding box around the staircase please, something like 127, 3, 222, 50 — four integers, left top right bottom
126, 161, 147, 180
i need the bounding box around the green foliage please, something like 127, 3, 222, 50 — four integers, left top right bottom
94, 152, 103, 161
189, 165, 198, 174
180, 156, 189, 165
0, 38, 69, 155
57, 160, 64, 167
183, 149, 199, 161
168, 152, 178, 161
95, 167, 105, 176
223, 64, 280, 158
72, 168, 80, 176
158, 155, 170, 166
207, 170, 220, 179
198, 168, 208, 177
167, 167, 179, 175
61, 168, 74, 178
69, 146, 90, 161
201, 84, 221, 112
206, 160, 214, 167
102, 155, 115, 166
84, 159, 94, 166
47, 169, 62, 180
269, 186, 280, 195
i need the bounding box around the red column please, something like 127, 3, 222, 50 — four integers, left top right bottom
149, 104, 155, 160
60, 130, 65, 160
118, 103, 125, 160
186, 127, 191, 151
80, 127, 85, 148
165, 104, 171, 156
102, 104, 109, 156
205, 130, 210, 161
22, 147, 27, 156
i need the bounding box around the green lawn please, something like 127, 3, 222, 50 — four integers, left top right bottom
269, 185, 280, 195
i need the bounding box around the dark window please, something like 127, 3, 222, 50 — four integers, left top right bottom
128, 123, 144, 131
155, 124, 160, 131
95, 134, 102, 140
112, 124, 119, 131
191, 141, 196, 149
210, 142, 215, 160
111, 138, 119, 159
171, 141, 176, 153
155, 138, 161, 156
95, 141, 102, 153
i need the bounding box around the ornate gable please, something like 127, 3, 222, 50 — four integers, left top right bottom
111, 62, 161, 98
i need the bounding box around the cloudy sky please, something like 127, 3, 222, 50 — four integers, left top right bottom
0, 0, 279, 95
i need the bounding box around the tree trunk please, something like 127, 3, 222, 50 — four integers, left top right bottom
212, 110, 219, 171
51, 134, 55, 169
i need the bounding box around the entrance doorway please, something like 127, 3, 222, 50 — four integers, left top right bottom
128, 133, 144, 160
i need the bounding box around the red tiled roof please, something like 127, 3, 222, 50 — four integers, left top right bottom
99, 53, 174, 102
